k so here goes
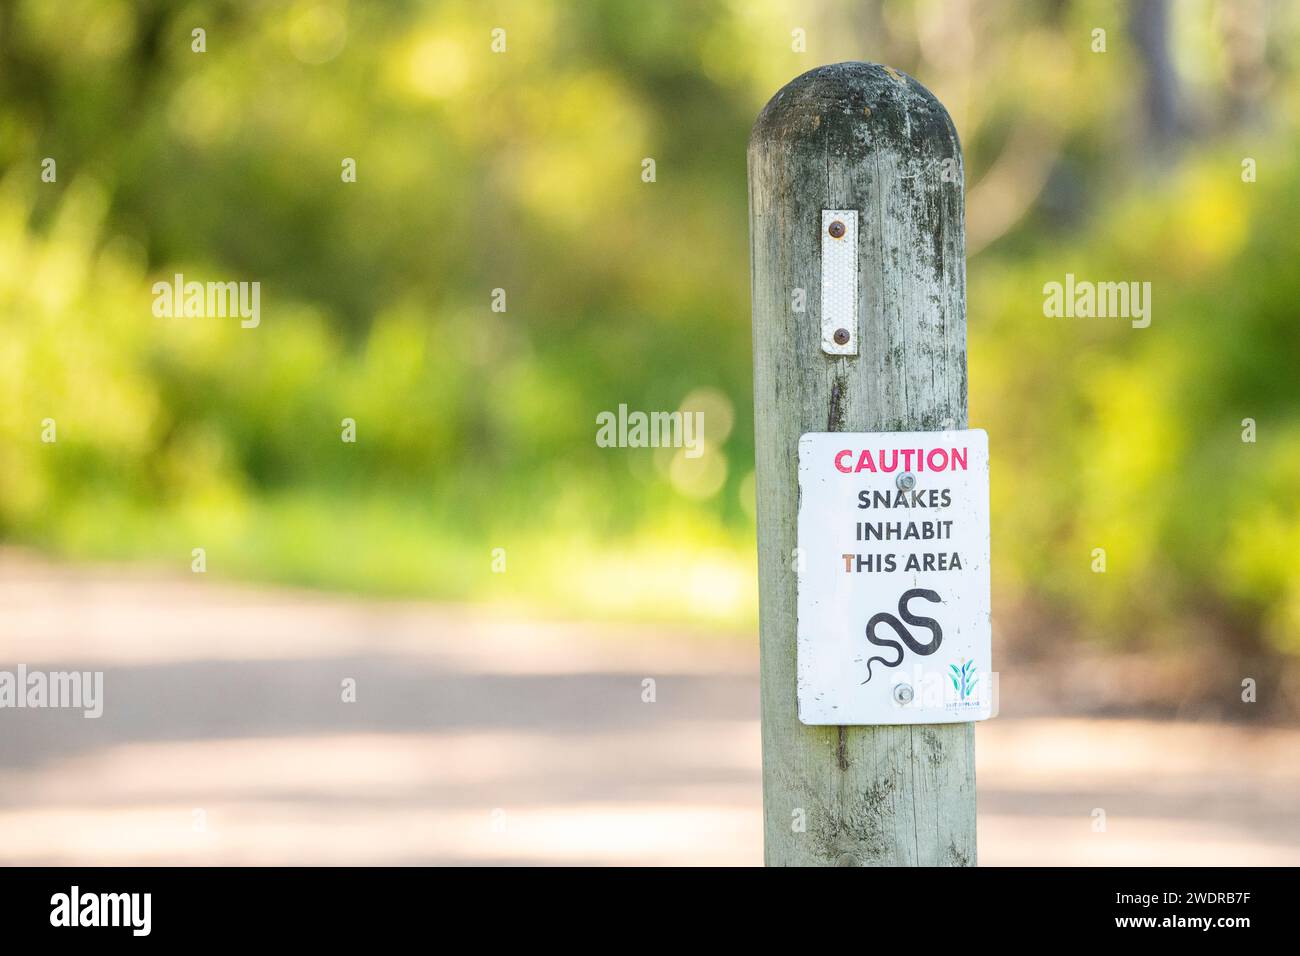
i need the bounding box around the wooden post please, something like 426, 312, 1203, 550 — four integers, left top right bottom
748, 62, 975, 866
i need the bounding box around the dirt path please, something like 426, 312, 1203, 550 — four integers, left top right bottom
2, 551, 1298, 865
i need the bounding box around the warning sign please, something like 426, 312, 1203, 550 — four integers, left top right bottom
796, 429, 993, 725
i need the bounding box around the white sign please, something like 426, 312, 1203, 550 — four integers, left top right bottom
796, 429, 993, 725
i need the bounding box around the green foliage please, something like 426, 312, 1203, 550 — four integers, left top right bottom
979, 147, 1300, 658
1, 1, 1299, 652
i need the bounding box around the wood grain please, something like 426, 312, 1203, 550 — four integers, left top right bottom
748, 62, 975, 866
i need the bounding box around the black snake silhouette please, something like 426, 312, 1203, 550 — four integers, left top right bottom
861, 588, 944, 684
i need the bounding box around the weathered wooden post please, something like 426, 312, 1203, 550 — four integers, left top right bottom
749, 63, 986, 866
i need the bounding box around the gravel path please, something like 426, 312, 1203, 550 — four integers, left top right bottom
2, 551, 1297, 865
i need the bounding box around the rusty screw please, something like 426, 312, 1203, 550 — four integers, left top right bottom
832, 328, 850, 345
828, 220, 846, 239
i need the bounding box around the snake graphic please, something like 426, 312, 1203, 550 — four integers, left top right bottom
861, 587, 944, 684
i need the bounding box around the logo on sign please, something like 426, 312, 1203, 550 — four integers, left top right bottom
949, 657, 979, 701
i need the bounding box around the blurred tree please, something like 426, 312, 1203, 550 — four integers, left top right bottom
0, 0, 1297, 679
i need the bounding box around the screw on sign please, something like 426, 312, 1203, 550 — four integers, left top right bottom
749, 63, 987, 866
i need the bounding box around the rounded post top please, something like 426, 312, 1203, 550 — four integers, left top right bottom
750, 62, 961, 162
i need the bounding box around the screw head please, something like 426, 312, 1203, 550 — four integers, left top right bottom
896, 472, 916, 492
828, 220, 846, 239
832, 328, 850, 346
893, 683, 914, 705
